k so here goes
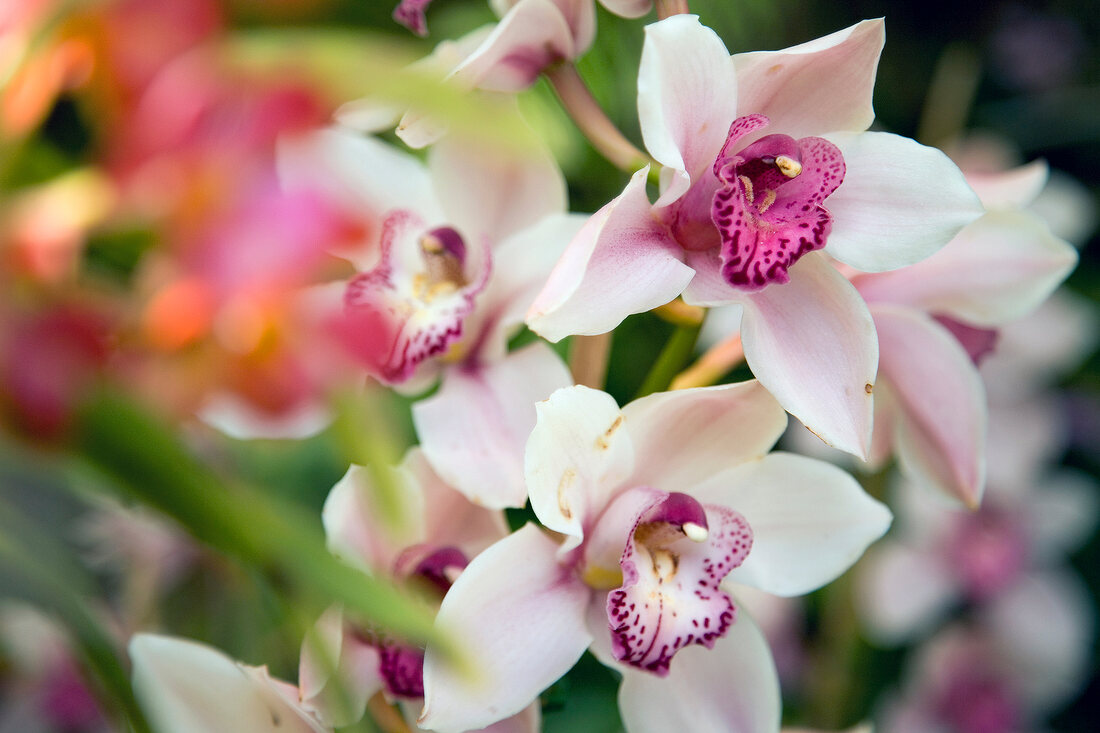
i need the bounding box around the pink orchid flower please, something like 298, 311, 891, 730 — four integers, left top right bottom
279, 129, 584, 508
528, 15, 984, 459
299, 448, 538, 732
129, 634, 329, 733
852, 162, 1078, 507
857, 397, 1097, 645
418, 381, 891, 732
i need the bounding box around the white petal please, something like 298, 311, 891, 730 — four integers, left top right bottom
617, 610, 780, 733
526, 386, 635, 548
733, 19, 884, 139
429, 131, 566, 245
413, 342, 573, 509
873, 306, 987, 508
638, 15, 738, 206
620, 380, 787, 493
130, 634, 328, 733
856, 543, 959, 645
738, 253, 877, 459
322, 464, 425, 573
854, 209, 1078, 326
822, 131, 984, 272
526, 168, 694, 342
299, 607, 381, 728
420, 525, 592, 733
965, 159, 1048, 209
198, 393, 330, 440
692, 452, 892, 597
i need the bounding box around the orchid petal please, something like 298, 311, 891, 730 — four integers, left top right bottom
299, 607, 382, 727
527, 386, 635, 548
471, 213, 588, 362
965, 159, 1048, 209
413, 342, 573, 509
429, 132, 566, 245
420, 524, 592, 733
1023, 470, 1099, 563
277, 129, 441, 269
452, 0, 578, 93
620, 381, 787, 493
855, 209, 1078, 326
598, 0, 652, 19
873, 305, 987, 508
130, 634, 327, 733
617, 610, 779, 733
856, 543, 959, 645
692, 452, 891, 596
322, 464, 425, 573
198, 393, 330, 441
821, 131, 984, 272
638, 15, 738, 205
404, 448, 510, 554
733, 19, 884, 140
738, 253, 877, 459
526, 168, 693, 342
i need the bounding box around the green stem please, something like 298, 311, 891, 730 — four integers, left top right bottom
636, 320, 704, 398
544, 63, 657, 175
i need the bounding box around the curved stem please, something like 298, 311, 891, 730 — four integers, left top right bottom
544, 63, 656, 174
636, 320, 704, 398
656, 0, 690, 19
670, 332, 744, 390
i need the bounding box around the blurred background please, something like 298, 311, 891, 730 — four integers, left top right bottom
0, 0, 1097, 731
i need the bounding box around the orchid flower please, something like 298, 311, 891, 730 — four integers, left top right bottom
878, 573, 1093, 733
857, 397, 1097, 644
299, 448, 538, 732
129, 634, 329, 733
851, 161, 1078, 506
279, 128, 583, 507
528, 15, 984, 459
418, 381, 891, 732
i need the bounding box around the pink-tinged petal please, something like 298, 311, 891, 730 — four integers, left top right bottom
865, 379, 898, 470
299, 607, 382, 727
413, 342, 573, 509
198, 393, 330, 440
617, 610, 780, 733
984, 570, 1092, 710
733, 19, 883, 141
965, 159, 1049, 209
322, 463, 425, 573
598, 0, 651, 19
478, 702, 542, 733
821, 131, 984, 272
620, 381, 787, 494
609, 496, 752, 675
277, 129, 441, 269
873, 305, 987, 508
526, 168, 693, 342
472, 213, 587, 362
429, 129, 566, 245
681, 248, 737, 306
856, 543, 959, 645
129, 635, 328, 733
404, 448, 510, 555
855, 209, 1078, 326
692, 452, 891, 596
393, 0, 433, 36
344, 212, 491, 385
638, 15, 738, 205
738, 253, 877, 459
1023, 470, 1099, 563
420, 524, 592, 733
527, 386, 635, 548
452, 0, 578, 93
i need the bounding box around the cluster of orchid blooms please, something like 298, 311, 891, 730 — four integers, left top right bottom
0, 0, 1094, 732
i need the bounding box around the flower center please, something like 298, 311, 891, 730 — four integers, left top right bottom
606, 491, 752, 676
711, 114, 845, 290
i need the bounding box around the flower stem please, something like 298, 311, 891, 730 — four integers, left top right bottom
544, 63, 656, 174
656, 0, 690, 19
670, 332, 744, 390
653, 299, 705, 328
570, 333, 613, 389
636, 320, 704, 397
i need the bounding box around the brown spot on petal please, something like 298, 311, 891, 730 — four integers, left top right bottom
865, 382, 874, 394
557, 469, 576, 519
767, 64, 783, 74
596, 415, 624, 450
